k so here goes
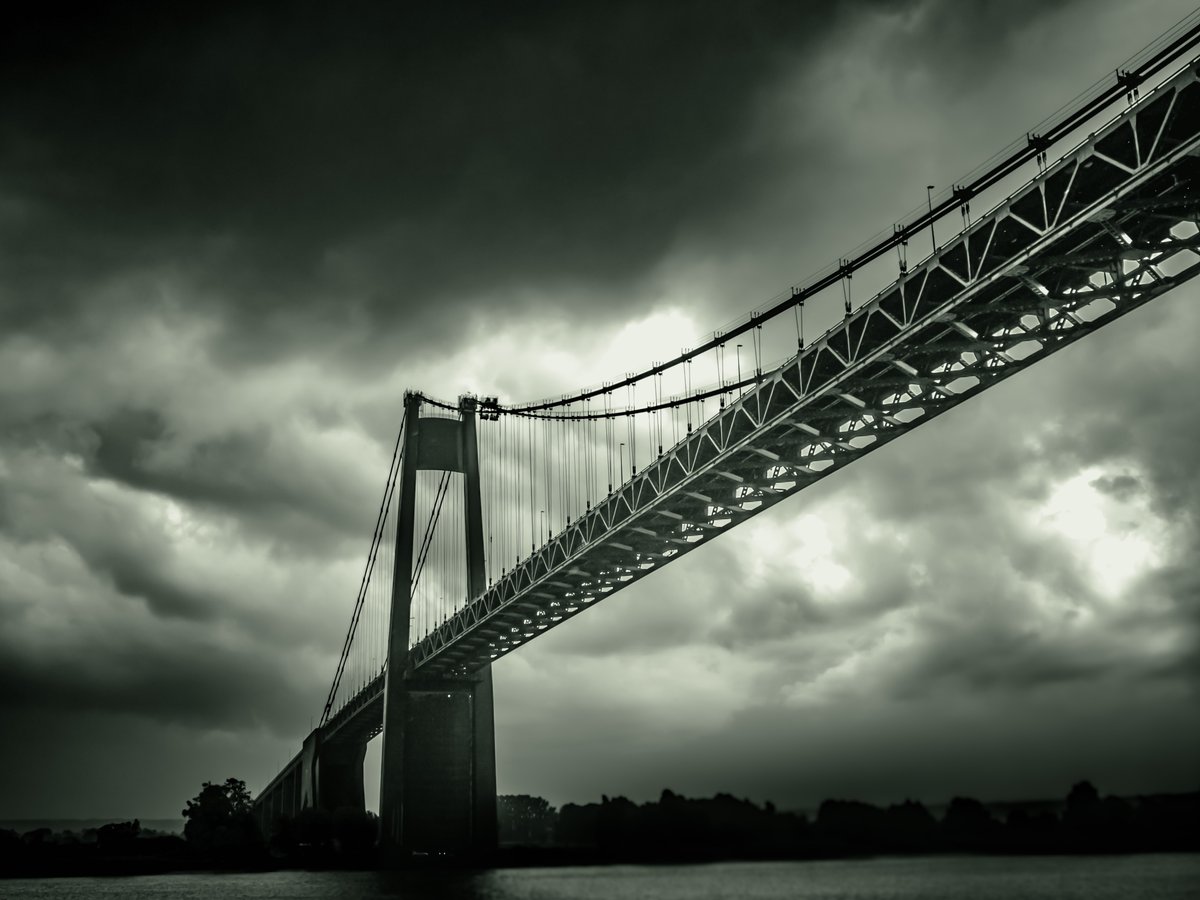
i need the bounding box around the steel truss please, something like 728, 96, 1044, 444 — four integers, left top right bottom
324, 58, 1200, 741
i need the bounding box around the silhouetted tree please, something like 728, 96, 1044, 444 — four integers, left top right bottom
817, 799, 889, 852
597, 795, 642, 850
885, 800, 939, 853
942, 796, 999, 850
182, 777, 263, 860
556, 801, 600, 846
1063, 780, 1135, 851
532, 782, 1200, 862
1004, 806, 1061, 853
1065, 780, 1100, 829
96, 819, 140, 852
499, 794, 557, 845
1132, 791, 1200, 852
22, 828, 52, 847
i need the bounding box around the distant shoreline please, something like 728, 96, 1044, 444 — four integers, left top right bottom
4, 782, 1195, 877
0, 819, 183, 836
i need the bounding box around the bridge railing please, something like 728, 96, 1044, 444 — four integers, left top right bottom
405, 47, 1200, 677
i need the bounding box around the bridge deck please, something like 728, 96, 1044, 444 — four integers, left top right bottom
321, 59, 1200, 745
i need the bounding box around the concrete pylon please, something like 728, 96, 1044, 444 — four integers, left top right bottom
378, 393, 497, 861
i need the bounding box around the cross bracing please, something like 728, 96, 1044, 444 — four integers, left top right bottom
409, 61, 1200, 672
317, 56, 1200, 745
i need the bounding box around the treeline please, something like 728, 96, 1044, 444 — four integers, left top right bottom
0, 819, 194, 876
499, 781, 1199, 860
5, 779, 1195, 876
0, 778, 383, 877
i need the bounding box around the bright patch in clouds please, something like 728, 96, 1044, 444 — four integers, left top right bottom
745, 512, 855, 596
438, 305, 703, 402
1035, 466, 1163, 599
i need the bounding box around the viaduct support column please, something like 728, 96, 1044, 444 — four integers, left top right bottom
316, 739, 367, 813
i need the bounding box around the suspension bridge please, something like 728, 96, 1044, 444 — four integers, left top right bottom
253, 19, 1200, 858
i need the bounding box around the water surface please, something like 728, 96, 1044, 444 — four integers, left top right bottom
4, 853, 1197, 899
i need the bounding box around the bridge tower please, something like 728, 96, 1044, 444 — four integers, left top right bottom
378, 392, 497, 859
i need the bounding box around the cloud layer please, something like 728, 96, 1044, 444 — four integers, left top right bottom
2, 0, 1198, 817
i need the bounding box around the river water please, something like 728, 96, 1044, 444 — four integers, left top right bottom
3, 854, 1197, 899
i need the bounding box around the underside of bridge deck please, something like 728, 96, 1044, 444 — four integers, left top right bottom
257, 46, 1200, 863
407, 60, 1200, 681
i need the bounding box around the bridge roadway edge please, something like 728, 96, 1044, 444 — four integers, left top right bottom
401, 59, 1200, 681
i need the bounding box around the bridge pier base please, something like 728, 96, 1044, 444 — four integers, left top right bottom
380, 668, 496, 857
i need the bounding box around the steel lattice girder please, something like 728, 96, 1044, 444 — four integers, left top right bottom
408, 62, 1200, 675
322, 671, 386, 743
325, 59, 1200, 738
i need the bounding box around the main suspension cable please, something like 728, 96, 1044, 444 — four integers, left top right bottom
415, 18, 1200, 419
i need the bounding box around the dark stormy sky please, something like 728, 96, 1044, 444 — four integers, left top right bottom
2, 0, 1199, 820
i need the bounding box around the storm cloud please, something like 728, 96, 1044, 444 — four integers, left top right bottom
1, 0, 1198, 819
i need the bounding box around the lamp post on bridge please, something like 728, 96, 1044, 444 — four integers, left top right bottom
927, 184, 937, 252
